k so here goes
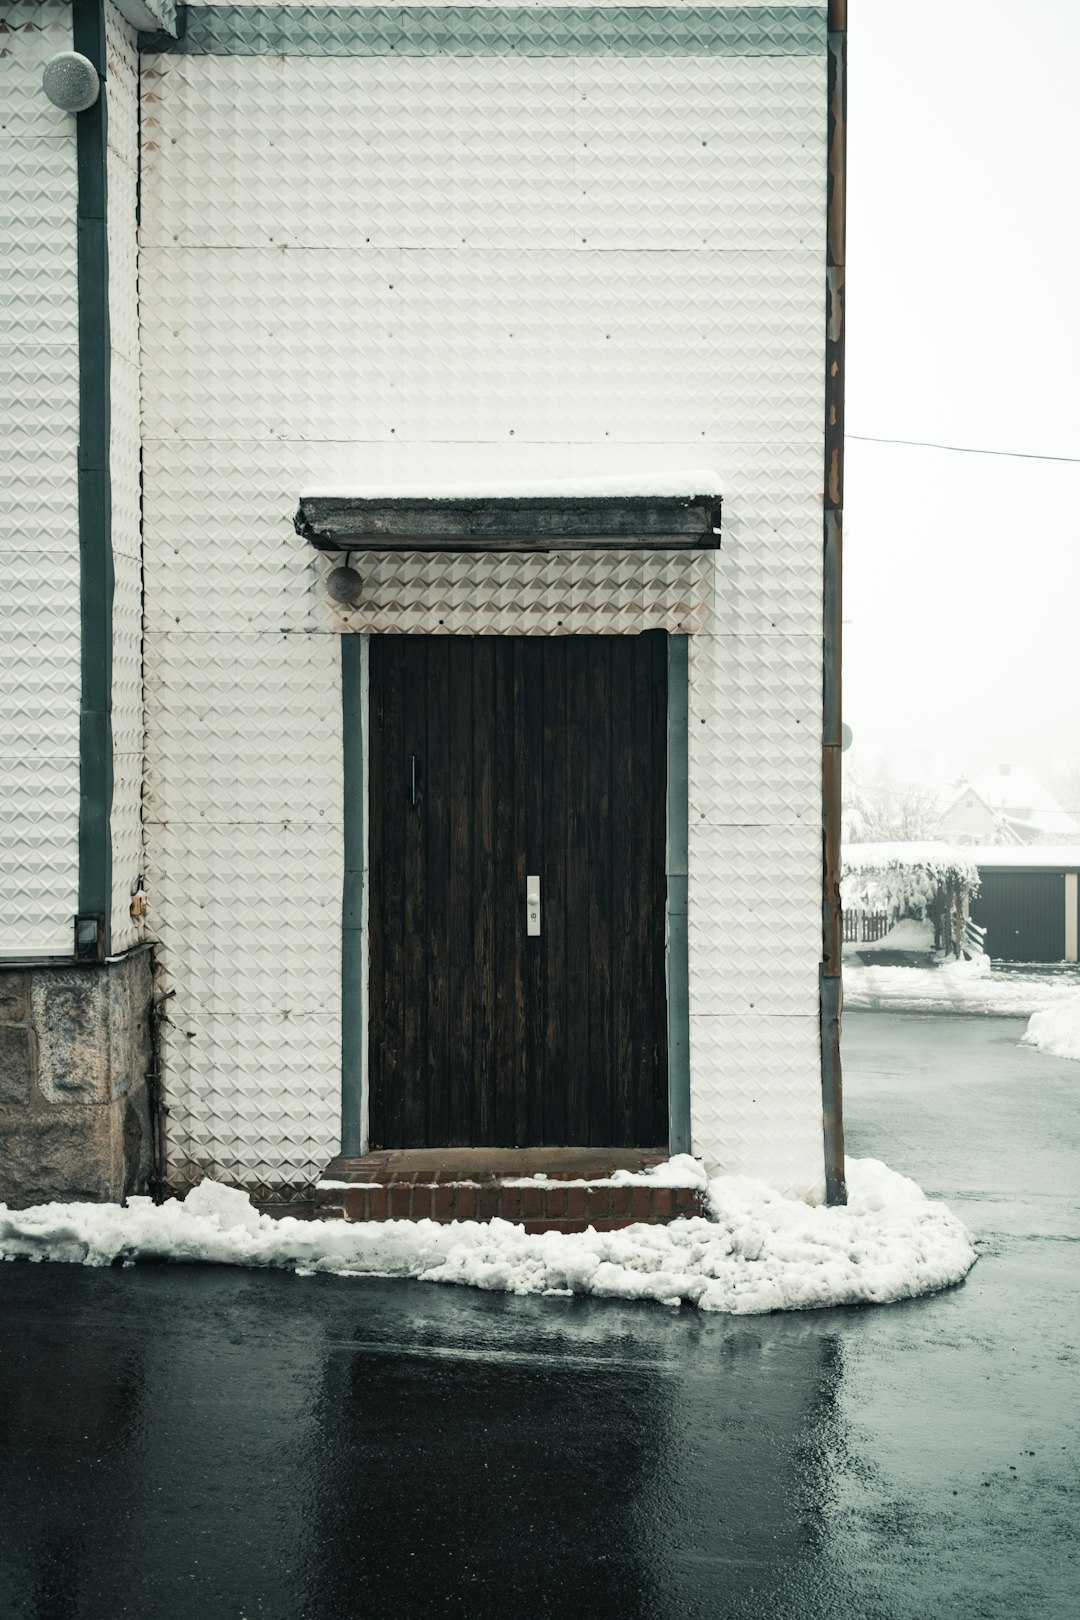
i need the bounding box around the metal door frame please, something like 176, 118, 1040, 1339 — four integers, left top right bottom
339, 630, 691, 1157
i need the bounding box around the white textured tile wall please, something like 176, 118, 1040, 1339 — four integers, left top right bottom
0, 3, 81, 957
183, 2, 824, 9
107, 2, 147, 953
141, 26, 827, 1197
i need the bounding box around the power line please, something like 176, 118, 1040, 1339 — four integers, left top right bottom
847, 433, 1080, 464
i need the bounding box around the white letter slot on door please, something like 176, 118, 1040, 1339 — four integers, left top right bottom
526, 875, 541, 937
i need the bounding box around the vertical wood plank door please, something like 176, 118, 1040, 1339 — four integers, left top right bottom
367, 633, 668, 1149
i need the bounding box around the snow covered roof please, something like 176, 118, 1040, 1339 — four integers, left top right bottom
966, 845, 1080, 870
843, 840, 979, 872
299, 469, 723, 501
940, 783, 994, 817
965, 764, 1079, 838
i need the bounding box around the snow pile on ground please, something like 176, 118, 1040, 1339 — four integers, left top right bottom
501, 1153, 709, 1190
844, 957, 1080, 1015
1023, 994, 1080, 1061
319, 1155, 709, 1193
0, 1160, 976, 1316
847, 917, 936, 955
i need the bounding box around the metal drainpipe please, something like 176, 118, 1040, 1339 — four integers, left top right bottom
73, 0, 114, 960
821, 0, 848, 1205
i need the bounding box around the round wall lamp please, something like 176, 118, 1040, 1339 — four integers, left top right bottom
42, 52, 101, 113
326, 565, 364, 607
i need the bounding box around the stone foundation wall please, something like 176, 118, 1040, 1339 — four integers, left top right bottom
0, 949, 154, 1208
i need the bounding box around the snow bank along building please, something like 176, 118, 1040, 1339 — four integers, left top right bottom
1, 0, 847, 1215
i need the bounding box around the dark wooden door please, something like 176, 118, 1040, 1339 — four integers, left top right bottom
367, 633, 668, 1149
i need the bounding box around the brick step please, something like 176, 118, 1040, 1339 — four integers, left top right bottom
316, 1176, 704, 1233
322, 1147, 669, 1182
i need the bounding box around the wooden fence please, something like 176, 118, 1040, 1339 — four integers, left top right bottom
842, 911, 891, 944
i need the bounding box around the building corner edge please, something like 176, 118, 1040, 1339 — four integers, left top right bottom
822, 0, 847, 1204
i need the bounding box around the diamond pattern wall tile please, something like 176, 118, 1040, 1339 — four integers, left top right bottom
0, 445, 79, 553
141, 55, 578, 250
106, 4, 141, 178
139, 244, 821, 444
0, 547, 81, 950
574, 55, 825, 251
110, 358, 142, 570
0, 756, 79, 956
161, 1004, 340, 1191
108, 21, 145, 950
0, 0, 82, 970
108, 171, 140, 371
139, 248, 401, 441
144, 632, 343, 823
142, 438, 334, 634
166, 2, 826, 57
0, 629, 81, 759
0, 340, 80, 566
713, 524, 822, 636
140, 31, 827, 1189
233, 1012, 341, 1183
1, 3, 77, 139
687, 823, 821, 1017
0, 141, 78, 340
145, 819, 342, 1014
157, 1008, 243, 1185
689, 1014, 825, 1200
0, 550, 81, 638
178, 2, 824, 9
688, 633, 820, 825
336, 548, 713, 636
112, 547, 143, 756
394, 250, 823, 444
110, 750, 145, 951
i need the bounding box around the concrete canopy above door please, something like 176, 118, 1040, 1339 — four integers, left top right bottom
295, 483, 723, 553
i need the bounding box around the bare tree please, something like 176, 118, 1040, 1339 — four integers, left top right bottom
843, 763, 943, 843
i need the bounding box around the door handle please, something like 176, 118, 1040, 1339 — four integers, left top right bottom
526, 875, 541, 937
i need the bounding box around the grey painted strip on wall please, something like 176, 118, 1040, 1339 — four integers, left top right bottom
340, 633, 365, 1156
144, 5, 826, 56
666, 633, 691, 1157
74, 0, 114, 952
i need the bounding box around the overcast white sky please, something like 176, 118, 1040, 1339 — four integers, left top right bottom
844, 0, 1080, 793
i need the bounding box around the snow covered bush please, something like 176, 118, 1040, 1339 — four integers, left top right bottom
842, 842, 981, 923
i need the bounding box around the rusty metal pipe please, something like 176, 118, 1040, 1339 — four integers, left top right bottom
821, 0, 848, 1204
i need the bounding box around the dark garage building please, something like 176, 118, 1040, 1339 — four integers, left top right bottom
970, 848, 1080, 964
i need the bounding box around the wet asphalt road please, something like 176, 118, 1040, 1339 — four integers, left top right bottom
1, 1011, 1077, 1620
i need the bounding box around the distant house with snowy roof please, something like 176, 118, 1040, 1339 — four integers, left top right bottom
1, 1, 847, 1216
940, 765, 1080, 846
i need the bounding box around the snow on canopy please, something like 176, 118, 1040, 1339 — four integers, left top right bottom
299, 469, 723, 501
842, 841, 981, 920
